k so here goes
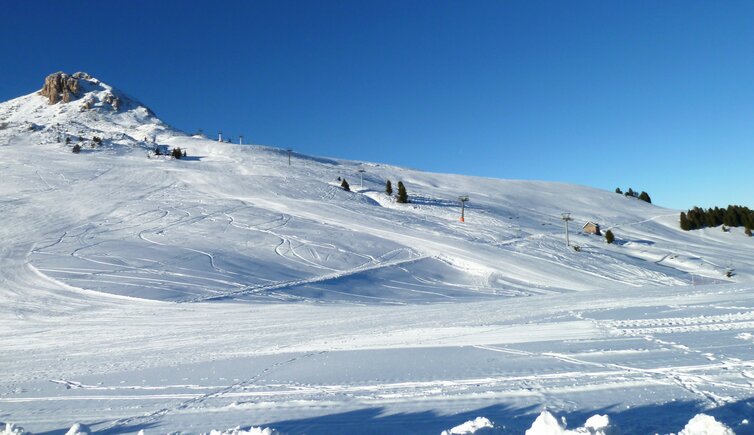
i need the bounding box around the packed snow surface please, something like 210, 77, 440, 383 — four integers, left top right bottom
1, 74, 753, 433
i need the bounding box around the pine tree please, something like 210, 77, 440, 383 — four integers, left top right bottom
625, 188, 635, 198
638, 191, 651, 203
171, 147, 183, 159
745, 226, 752, 237
679, 212, 691, 231
341, 179, 350, 191
615, 187, 622, 194
605, 229, 615, 244
72, 144, 82, 154
396, 181, 408, 203
385, 180, 393, 195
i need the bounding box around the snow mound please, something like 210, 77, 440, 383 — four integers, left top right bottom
526, 411, 567, 435
678, 414, 734, 435
65, 423, 90, 435
583, 414, 611, 434
1, 423, 26, 435
525, 411, 615, 435
441, 416, 495, 434
204, 426, 280, 435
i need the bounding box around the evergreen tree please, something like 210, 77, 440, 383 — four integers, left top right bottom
679, 212, 691, 231
396, 181, 409, 203
638, 191, 651, 203
182, 149, 187, 158
615, 187, 622, 194
605, 229, 615, 244
341, 178, 350, 191
385, 180, 393, 195
72, 144, 82, 154
171, 147, 183, 159
745, 226, 752, 237
724, 207, 737, 227
625, 188, 635, 198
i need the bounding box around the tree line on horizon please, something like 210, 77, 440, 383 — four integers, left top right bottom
615, 187, 651, 203
680, 205, 754, 235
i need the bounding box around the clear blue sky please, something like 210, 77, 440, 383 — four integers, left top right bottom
1, 0, 752, 209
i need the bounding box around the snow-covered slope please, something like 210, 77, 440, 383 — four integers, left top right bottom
1, 73, 753, 434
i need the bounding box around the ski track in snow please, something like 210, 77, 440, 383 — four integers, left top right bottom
99, 351, 329, 431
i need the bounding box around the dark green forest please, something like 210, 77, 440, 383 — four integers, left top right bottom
680, 205, 754, 232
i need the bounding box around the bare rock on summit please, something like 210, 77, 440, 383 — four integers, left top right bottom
40, 72, 81, 104
39, 71, 123, 111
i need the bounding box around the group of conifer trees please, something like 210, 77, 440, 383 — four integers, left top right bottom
386, 180, 408, 203
615, 187, 651, 203
680, 205, 754, 233
170, 147, 187, 159
338, 177, 408, 203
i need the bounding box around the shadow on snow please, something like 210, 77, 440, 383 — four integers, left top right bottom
257, 398, 754, 435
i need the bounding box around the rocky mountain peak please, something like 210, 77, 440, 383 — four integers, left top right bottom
0, 71, 175, 148
38, 71, 126, 112
39, 71, 82, 104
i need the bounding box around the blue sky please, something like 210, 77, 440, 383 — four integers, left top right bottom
1, 0, 752, 209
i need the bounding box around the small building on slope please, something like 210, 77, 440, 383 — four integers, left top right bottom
583, 221, 601, 235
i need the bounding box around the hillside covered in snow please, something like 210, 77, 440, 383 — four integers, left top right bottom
1, 73, 753, 434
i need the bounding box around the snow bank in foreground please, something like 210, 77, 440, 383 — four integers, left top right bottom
441, 416, 495, 434
519, 410, 733, 435
4, 412, 736, 435
583, 414, 611, 433
678, 414, 734, 435
1, 424, 26, 435
65, 423, 90, 435
204, 426, 280, 435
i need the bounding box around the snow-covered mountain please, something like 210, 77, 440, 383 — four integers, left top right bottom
2, 73, 753, 434
1, 72, 751, 306
0, 71, 176, 150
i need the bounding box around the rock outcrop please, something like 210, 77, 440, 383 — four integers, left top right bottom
103, 92, 121, 111
40, 72, 81, 104
40, 71, 123, 112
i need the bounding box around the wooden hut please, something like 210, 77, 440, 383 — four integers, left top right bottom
583, 221, 601, 235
